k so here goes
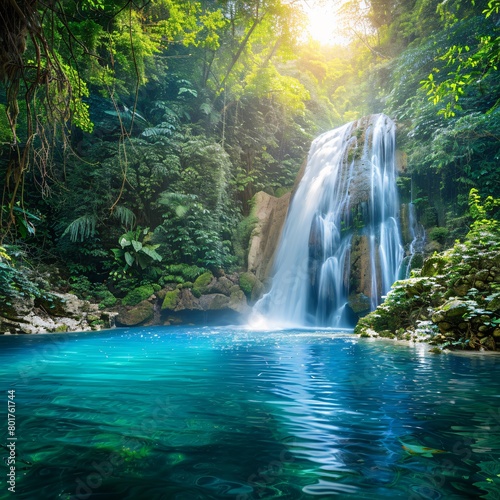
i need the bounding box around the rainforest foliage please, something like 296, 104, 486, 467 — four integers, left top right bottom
0, 0, 498, 304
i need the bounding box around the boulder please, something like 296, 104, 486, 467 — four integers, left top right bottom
116, 300, 154, 326
199, 294, 230, 310
229, 288, 251, 315
36, 292, 88, 318
207, 276, 233, 296
247, 191, 292, 281
348, 292, 371, 315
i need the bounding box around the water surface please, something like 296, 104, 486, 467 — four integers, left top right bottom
1, 326, 499, 499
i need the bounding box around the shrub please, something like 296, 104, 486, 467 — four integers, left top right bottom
122, 285, 155, 306
428, 226, 449, 244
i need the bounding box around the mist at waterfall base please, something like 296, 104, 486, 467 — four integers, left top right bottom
252, 114, 404, 329
2, 326, 500, 500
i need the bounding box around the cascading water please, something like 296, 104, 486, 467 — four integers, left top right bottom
402, 201, 426, 279
253, 114, 404, 328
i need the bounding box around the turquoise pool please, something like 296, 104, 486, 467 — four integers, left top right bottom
1, 326, 499, 499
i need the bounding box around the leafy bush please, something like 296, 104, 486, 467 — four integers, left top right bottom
155, 193, 235, 270
111, 227, 162, 273
164, 264, 207, 282
122, 285, 155, 306
428, 226, 449, 244
0, 246, 53, 309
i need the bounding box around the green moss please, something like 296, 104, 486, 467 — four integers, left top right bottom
193, 272, 213, 296
274, 187, 291, 198
161, 289, 180, 310
122, 285, 155, 306
421, 255, 448, 277
234, 214, 259, 266
239, 272, 257, 298
54, 325, 68, 332
379, 330, 396, 338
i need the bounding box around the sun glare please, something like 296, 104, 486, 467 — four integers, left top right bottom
302, 0, 348, 46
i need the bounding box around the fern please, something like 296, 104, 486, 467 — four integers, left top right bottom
141, 122, 176, 137
61, 215, 97, 242
112, 205, 136, 230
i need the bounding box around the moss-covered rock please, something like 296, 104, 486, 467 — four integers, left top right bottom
348, 293, 371, 315
239, 272, 257, 298
208, 277, 233, 296
421, 255, 447, 277
192, 272, 214, 297
356, 223, 500, 351
161, 289, 181, 310
116, 301, 154, 326
122, 285, 155, 306
229, 288, 250, 314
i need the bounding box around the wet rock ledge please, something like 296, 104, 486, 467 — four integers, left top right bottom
115, 271, 262, 328
0, 292, 116, 334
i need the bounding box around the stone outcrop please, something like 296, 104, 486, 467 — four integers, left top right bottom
355, 225, 500, 351
247, 191, 292, 281
1, 271, 258, 334
116, 300, 154, 326
115, 273, 254, 328
0, 292, 116, 334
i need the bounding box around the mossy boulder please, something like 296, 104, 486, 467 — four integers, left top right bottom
239, 272, 257, 298
421, 255, 448, 277
208, 277, 233, 296
229, 288, 250, 314
348, 292, 371, 315
161, 289, 181, 310
116, 300, 154, 326
192, 272, 214, 297
122, 285, 155, 306
441, 299, 469, 318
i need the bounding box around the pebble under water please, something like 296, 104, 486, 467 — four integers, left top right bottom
1, 326, 500, 499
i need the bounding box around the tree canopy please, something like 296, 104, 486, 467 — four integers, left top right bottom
0, 0, 498, 303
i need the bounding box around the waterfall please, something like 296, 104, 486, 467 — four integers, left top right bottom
402, 200, 426, 279
253, 114, 404, 328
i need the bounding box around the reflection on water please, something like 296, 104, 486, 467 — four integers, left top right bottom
0, 326, 499, 499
